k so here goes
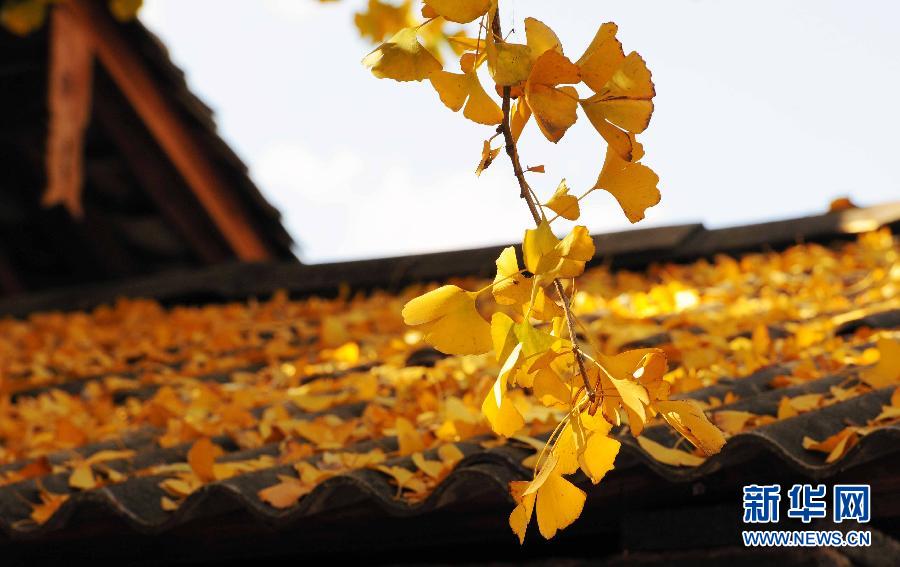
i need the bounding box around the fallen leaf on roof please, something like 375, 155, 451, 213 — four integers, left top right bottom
0, 229, 897, 535
860, 337, 900, 388
68, 461, 97, 490
802, 427, 860, 463
30, 489, 68, 525
160, 496, 179, 512
187, 437, 223, 483
637, 436, 705, 467
376, 465, 429, 499
258, 475, 315, 509
713, 410, 760, 435
395, 416, 427, 455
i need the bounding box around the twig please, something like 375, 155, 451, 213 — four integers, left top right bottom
553, 279, 593, 399
492, 9, 595, 403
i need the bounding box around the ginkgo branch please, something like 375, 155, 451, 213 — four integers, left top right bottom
493, 11, 595, 404
497, 90, 540, 219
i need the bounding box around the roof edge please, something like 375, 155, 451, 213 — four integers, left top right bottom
0, 202, 898, 317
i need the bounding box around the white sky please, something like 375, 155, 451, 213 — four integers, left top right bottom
140, 1, 900, 263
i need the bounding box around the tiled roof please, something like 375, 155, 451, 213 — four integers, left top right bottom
0, 205, 899, 564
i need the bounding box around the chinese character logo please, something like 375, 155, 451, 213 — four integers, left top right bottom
787, 484, 827, 523
834, 485, 870, 523
743, 484, 781, 523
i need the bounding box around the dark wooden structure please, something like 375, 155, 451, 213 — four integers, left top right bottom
0, 0, 294, 297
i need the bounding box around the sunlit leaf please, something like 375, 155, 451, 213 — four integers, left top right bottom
363, 27, 442, 82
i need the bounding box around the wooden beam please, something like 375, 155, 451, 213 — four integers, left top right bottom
43, 5, 93, 218
66, 0, 273, 261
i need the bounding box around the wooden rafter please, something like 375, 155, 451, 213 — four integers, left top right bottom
43, 5, 93, 218
66, 0, 273, 261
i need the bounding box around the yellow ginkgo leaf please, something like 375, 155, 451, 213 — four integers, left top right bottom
579, 432, 620, 484
363, 27, 442, 82
523, 219, 560, 275
429, 70, 468, 111
437, 443, 465, 467
430, 71, 503, 125
188, 437, 223, 483
395, 416, 426, 455
860, 337, 900, 388
591, 349, 665, 435
509, 480, 536, 544
69, 462, 97, 490
551, 421, 583, 476
525, 17, 563, 57
593, 364, 649, 434
637, 436, 705, 467
462, 73, 503, 124
583, 96, 653, 137
523, 220, 595, 280
713, 410, 758, 435
423, 0, 491, 23
534, 470, 586, 539
585, 116, 641, 162
411, 452, 444, 478
510, 98, 532, 142
516, 320, 557, 363
482, 9, 533, 86
582, 101, 649, 162
447, 35, 486, 55
553, 226, 596, 278
509, 450, 586, 542
594, 145, 660, 223
525, 50, 580, 143
578, 20, 655, 162
653, 400, 726, 456
544, 179, 580, 220
459, 50, 487, 74
600, 51, 655, 100
803, 428, 859, 463
576, 22, 624, 94
581, 51, 655, 160
354, 0, 414, 43
632, 349, 669, 402
482, 344, 526, 437
486, 39, 533, 87
598, 348, 666, 386
533, 368, 570, 406
492, 246, 532, 307
524, 452, 561, 496
491, 311, 518, 363
420, 3, 438, 19
402, 285, 492, 355
528, 286, 564, 321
